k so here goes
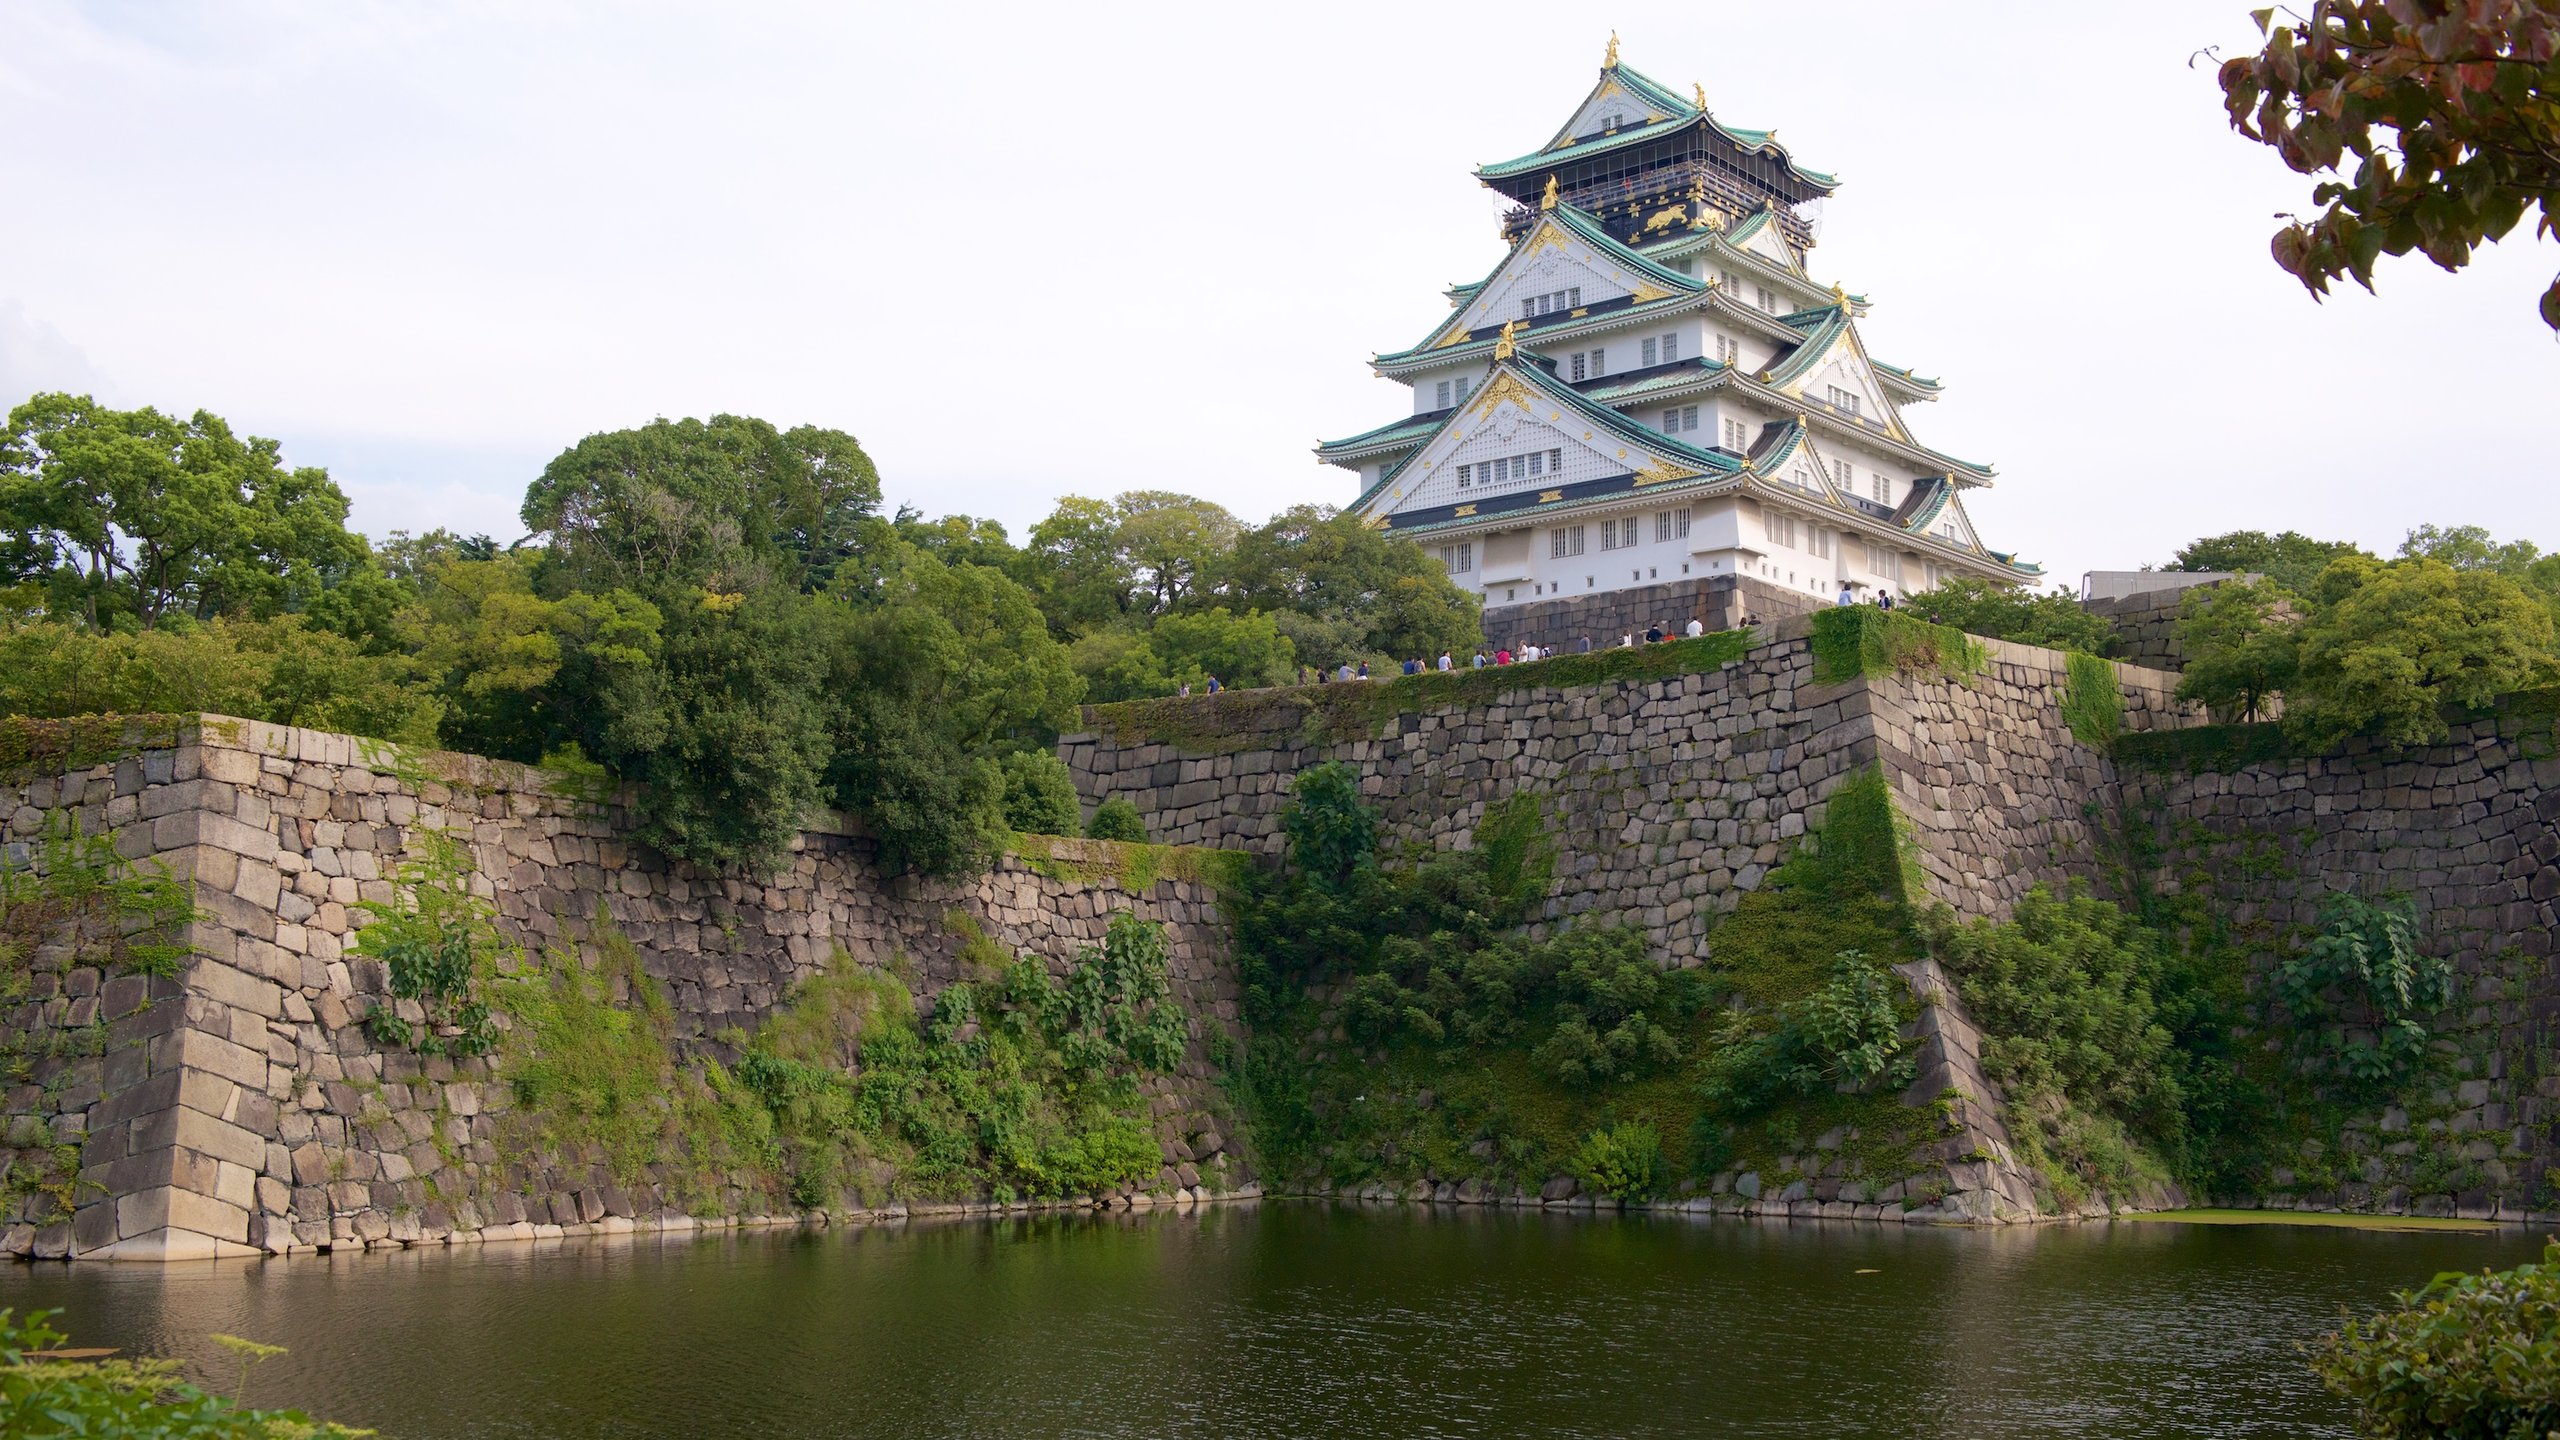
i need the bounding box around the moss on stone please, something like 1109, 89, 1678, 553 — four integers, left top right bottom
1004, 832, 1256, 893
2114, 721, 2304, 774
1085, 629, 1758, 754
0, 713, 190, 784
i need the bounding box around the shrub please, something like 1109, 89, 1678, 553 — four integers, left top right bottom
1084, 796, 1148, 843
995, 750, 1081, 836
2310, 1241, 2560, 1438
0, 1308, 363, 1437
1572, 1122, 1663, 1203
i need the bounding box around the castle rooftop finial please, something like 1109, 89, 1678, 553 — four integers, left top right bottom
1541, 174, 1559, 211
1494, 319, 1520, 361
1693, 81, 1707, 111
1604, 31, 1619, 68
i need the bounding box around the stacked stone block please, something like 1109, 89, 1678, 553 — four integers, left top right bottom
3, 720, 1246, 1262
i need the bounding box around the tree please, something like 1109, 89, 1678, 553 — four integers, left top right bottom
0, 614, 443, 745
2399, 522, 2543, 574
1214, 504, 1482, 668
1112, 490, 1240, 614
520, 414, 882, 596
2285, 554, 2557, 747
407, 552, 662, 764
0, 393, 371, 629
2172, 577, 2301, 721
995, 750, 1081, 835
1904, 577, 2116, 654
2165, 528, 2370, 594
1074, 606, 1296, 701
2217, 2, 2560, 331
1017, 494, 1137, 639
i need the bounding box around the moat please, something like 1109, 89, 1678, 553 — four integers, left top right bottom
3, 1205, 2543, 1439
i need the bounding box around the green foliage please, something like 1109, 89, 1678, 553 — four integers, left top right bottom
2165, 529, 2370, 595
351, 830, 504, 1056
2217, 4, 2560, 331
995, 750, 1081, 835
2285, 555, 2558, 750
2310, 1241, 2560, 1438
0, 1309, 367, 1438
2275, 893, 2451, 1088
0, 616, 442, 745
1572, 1122, 1663, 1203
1904, 578, 2117, 654
1930, 887, 2181, 1140
0, 393, 374, 632
1807, 606, 1987, 686
1074, 606, 1296, 702
1084, 796, 1148, 843
2059, 651, 2124, 751
2173, 577, 2300, 722
1214, 504, 1484, 670
2113, 719, 2304, 773
1693, 949, 1913, 1119
732, 913, 1189, 1204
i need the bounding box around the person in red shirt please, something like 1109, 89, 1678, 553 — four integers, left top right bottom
1495, 647, 1513, 665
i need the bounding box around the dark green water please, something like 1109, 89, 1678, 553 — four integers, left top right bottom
1, 1204, 2544, 1438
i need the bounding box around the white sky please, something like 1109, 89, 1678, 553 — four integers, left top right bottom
3, 1, 2554, 589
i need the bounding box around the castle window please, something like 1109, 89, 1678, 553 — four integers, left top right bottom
1717, 335, 1740, 365
1457, 464, 1472, 488
1770, 514, 1797, 549
1435, 380, 1451, 408
1662, 333, 1680, 362
1656, 508, 1690, 542
1571, 353, 1587, 381
1528, 451, 1546, 477
1672, 258, 1692, 274
1826, 385, 1861, 415
1812, 529, 1833, 559
1832, 458, 1854, 489
1599, 519, 1623, 551
1440, 542, 1473, 574
1588, 349, 1607, 377
1871, 475, 1888, 503
1550, 525, 1586, 558
1681, 405, 1699, 432
1641, 338, 1658, 367
1722, 417, 1748, 451
1454, 377, 1471, 402
1756, 286, 1777, 313
1570, 287, 1582, 307
1549, 448, 1563, 474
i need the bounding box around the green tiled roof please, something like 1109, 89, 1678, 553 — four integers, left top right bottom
1316, 412, 1440, 459
1379, 203, 1704, 363
1477, 64, 1837, 190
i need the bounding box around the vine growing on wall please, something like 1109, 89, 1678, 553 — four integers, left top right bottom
1808, 607, 1988, 686
0, 812, 195, 991
2275, 892, 2450, 1088
2059, 651, 2125, 752
353, 829, 507, 1057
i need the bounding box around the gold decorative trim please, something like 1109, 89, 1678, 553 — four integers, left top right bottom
1537, 489, 1564, 503
1431, 325, 1472, 350
1633, 459, 1696, 488
1629, 282, 1675, 304
1454, 504, 1478, 517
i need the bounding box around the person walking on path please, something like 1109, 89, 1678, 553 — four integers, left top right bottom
1495, 647, 1513, 666
1879, 589, 1896, 611
1837, 584, 1854, 606
1576, 635, 1592, 653
1356, 660, 1371, 680
1205, 675, 1221, 694
1685, 617, 1704, 638
1645, 622, 1664, 644
1437, 652, 1453, 672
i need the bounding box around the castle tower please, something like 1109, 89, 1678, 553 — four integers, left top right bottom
1316, 39, 2040, 639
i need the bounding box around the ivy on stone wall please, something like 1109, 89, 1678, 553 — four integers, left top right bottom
352, 829, 505, 1057
2059, 652, 2126, 753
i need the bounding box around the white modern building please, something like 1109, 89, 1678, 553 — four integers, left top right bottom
1316, 40, 2039, 633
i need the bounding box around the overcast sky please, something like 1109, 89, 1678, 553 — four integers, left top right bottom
3, 1, 2553, 588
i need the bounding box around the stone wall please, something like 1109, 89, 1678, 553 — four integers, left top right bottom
1061, 624, 2197, 1221
1, 719, 1248, 1263
1063, 621, 2194, 926
2083, 588, 2196, 671
2124, 706, 2560, 1218
1477, 574, 1821, 658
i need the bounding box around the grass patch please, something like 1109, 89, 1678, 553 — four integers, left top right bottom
1807, 607, 1987, 686
2059, 652, 2124, 753
2114, 720, 2304, 774
1086, 629, 1758, 753
2122, 1208, 2504, 1233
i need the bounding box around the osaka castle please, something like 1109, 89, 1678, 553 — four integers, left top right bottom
1315, 38, 2040, 639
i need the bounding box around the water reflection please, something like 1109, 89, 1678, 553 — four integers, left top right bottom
0, 1204, 2541, 1439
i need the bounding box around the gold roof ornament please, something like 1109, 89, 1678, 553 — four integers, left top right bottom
1604, 31, 1620, 68
1494, 319, 1520, 361
1693, 81, 1707, 111
1831, 282, 1848, 304
1541, 174, 1559, 211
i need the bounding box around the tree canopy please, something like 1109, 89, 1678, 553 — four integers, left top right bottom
2164, 529, 2371, 594
2218, 1, 2560, 330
